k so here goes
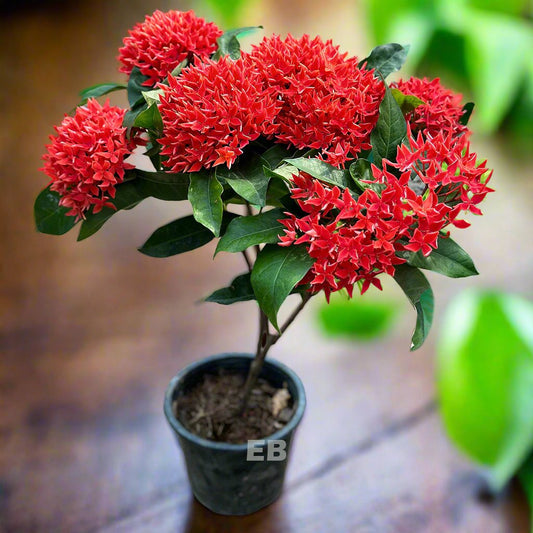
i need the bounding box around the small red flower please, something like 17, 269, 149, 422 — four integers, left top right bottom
41, 99, 134, 220
390, 77, 468, 138
118, 10, 222, 86
248, 35, 385, 167
158, 56, 280, 173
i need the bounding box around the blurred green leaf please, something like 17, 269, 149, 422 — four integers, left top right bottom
318, 295, 398, 340
438, 291, 533, 490
463, 11, 532, 133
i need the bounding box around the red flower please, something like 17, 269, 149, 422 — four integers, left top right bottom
279, 124, 493, 298
390, 77, 468, 138
279, 172, 412, 300
248, 35, 385, 167
41, 99, 134, 220
118, 10, 222, 86
393, 126, 493, 228
158, 56, 280, 173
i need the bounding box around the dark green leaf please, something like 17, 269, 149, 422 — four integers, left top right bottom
34, 186, 77, 235
393, 264, 434, 350
188, 172, 224, 236
349, 159, 382, 194
438, 291, 533, 489
216, 208, 285, 254
265, 177, 290, 207
212, 26, 262, 60
79, 82, 126, 103
138, 215, 215, 258
251, 243, 314, 330
133, 104, 163, 136
371, 85, 407, 168
398, 236, 479, 278
217, 154, 271, 207
205, 273, 255, 305
127, 66, 151, 107
359, 43, 410, 78
391, 88, 426, 114
460, 102, 475, 126
77, 181, 145, 241
135, 169, 190, 201
261, 145, 298, 170
518, 455, 533, 524
285, 157, 350, 188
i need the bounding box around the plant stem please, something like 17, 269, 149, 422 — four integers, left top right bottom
242, 249, 252, 273
240, 293, 311, 410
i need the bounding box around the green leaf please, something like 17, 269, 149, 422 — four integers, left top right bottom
212, 26, 262, 60
77, 181, 145, 241
251, 244, 314, 330
142, 89, 164, 106
127, 66, 151, 107
205, 273, 255, 305
216, 208, 285, 254
459, 102, 474, 126
79, 82, 126, 103
349, 159, 383, 194
398, 236, 478, 278
217, 154, 271, 207
393, 264, 434, 350
188, 172, 224, 236
463, 12, 532, 133
285, 157, 350, 188
518, 454, 533, 527
371, 85, 407, 168
34, 185, 77, 235
318, 294, 398, 340
133, 104, 163, 136
391, 88, 426, 114
135, 169, 190, 201
138, 215, 215, 258
359, 43, 410, 78
437, 291, 533, 490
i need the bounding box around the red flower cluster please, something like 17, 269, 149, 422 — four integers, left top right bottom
391, 77, 467, 138
42, 99, 134, 220
248, 35, 385, 167
280, 129, 492, 298
158, 57, 280, 172
118, 10, 222, 86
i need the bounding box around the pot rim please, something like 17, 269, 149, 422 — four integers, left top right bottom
164, 352, 306, 451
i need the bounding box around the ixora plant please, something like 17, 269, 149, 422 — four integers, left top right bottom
35, 10, 493, 515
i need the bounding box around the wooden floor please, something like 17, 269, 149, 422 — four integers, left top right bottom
1, 2, 532, 532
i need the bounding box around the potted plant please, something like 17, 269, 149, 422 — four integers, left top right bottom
34, 9, 493, 516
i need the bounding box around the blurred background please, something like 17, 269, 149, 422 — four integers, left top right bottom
1, 0, 532, 531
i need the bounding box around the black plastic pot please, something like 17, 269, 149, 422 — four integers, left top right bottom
164, 353, 306, 515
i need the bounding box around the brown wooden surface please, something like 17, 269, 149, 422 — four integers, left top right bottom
1, 2, 532, 532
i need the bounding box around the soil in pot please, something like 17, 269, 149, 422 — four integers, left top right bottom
174, 370, 295, 444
